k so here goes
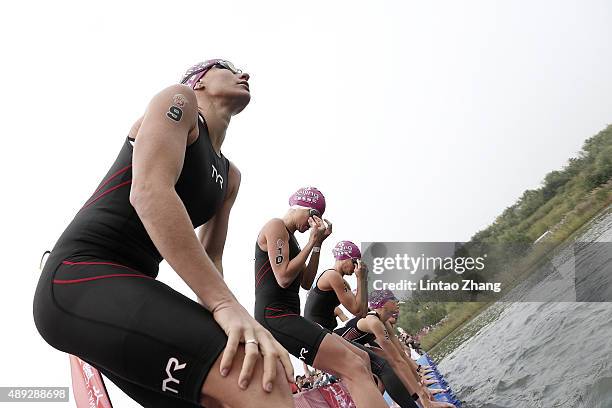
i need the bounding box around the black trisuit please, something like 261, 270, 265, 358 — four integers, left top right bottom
253, 228, 331, 366
303, 271, 341, 331
334, 313, 378, 344
33, 113, 231, 407
306, 288, 418, 408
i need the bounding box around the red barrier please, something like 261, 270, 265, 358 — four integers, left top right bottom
69, 355, 113, 408
293, 383, 356, 408
319, 383, 356, 408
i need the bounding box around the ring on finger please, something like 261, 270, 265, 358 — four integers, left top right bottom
245, 339, 259, 346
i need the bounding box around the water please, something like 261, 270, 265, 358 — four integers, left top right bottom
434, 206, 612, 407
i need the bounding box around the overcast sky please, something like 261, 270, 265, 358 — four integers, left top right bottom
2, 0, 611, 406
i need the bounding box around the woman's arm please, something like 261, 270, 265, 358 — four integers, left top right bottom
322, 259, 367, 316
384, 320, 421, 374
260, 218, 324, 288
334, 306, 349, 322
130, 84, 236, 310
363, 317, 428, 402
300, 217, 332, 289
299, 245, 321, 290
356, 260, 368, 318
326, 272, 362, 315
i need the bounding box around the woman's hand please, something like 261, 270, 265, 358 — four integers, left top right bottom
308, 216, 332, 245
212, 301, 294, 392
418, 389, 457, 408
354, 259, 366, 279
308, 216, 327, 244
430, 388, 449, 395
320, 218, 332, 241
421, 385, 434, 400
418, 365, 433, 375
421, 399, 457, 408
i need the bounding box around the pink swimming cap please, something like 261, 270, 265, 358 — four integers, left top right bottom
333, 241, 362, 260
180, 59, 225, 89
288, 187, 326, 215
368, 289, 399, 310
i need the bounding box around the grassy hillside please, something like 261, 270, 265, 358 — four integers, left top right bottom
396, 125, 612, 349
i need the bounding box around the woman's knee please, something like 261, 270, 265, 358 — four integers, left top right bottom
345, 345, 372, 376
355, 348, 370, 366
333, 336, 370, 369
200, 346, 292, 407
373, 374, 385, 393
335, 351, 371, 381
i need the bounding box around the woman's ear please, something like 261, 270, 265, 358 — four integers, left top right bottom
193, 80, 205, 90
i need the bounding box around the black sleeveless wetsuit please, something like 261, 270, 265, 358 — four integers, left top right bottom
303, 270, 341, 330
33, 113, 231, 407
253, 227, 330, 366
334, 311, 418, 408
304, 283, 418, 407
334, 311, 380, 345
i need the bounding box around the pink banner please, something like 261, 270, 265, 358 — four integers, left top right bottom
69, 355, 113, 408
319, 383, 356, 408
293, 383, 356, 408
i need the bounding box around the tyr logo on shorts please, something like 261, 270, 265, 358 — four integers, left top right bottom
162, 357, 187, 394
299, 347, 309, 361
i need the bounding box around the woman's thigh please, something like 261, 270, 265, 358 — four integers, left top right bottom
261, 310, 329, 366
37, 257, 227, 406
